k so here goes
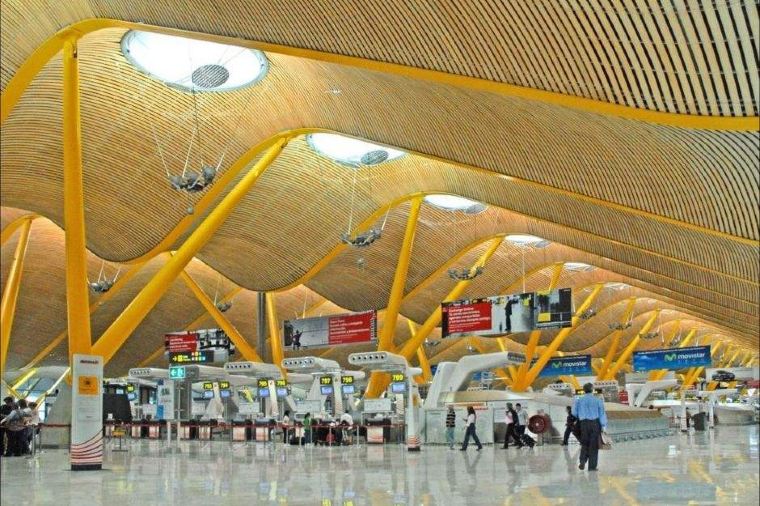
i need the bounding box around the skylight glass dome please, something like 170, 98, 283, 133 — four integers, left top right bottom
121, 31, 268, 92
306, 133, 405, 166
564, 262, 595, 272
424, 195, 487, 214
505, 234, 551, 248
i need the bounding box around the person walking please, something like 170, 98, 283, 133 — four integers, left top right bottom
515, 403, 528, 447
572, 383, 608, 471
460, 406, 483, 451
502, 403, 518, 449
282, 410, 291, 444
561, 405, 578, 446
445, 405, 456, 449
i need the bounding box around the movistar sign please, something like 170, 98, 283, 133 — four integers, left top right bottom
633, 345, 712, 372
535, 355, 592, 378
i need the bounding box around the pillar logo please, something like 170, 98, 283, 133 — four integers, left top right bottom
664, 353, 677, 362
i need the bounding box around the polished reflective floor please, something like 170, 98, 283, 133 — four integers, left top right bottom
1, 425, 757, 505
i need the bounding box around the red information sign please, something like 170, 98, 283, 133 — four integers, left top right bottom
283, 310, 377, 349
165, 332, 198, 353
328, 311, 375, 345
443, 301, 493, 334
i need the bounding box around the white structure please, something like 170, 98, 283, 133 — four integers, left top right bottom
348, 351, 423, 451
281, 356, 365, 416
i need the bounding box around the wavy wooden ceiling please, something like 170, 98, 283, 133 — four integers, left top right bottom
1, 1, 758, 374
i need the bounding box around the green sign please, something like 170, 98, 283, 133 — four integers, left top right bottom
169, 366, 186, 380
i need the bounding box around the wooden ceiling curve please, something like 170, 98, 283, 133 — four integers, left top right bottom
1, 2, 758, 374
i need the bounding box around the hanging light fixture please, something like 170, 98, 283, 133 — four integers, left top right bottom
89, 263, 121, 293
579, 308, 596, 320
447, 266, 484, 281
341, 228, 382, 248
608, 322, 632, 331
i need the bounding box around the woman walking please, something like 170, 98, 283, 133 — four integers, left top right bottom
460, 406, 483, 451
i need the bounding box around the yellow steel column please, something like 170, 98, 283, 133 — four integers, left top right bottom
365, 236, 503, 397
407, 320, 433, 382
179, 270, 263, 363
0, 215, 37, 246
515, 282, 604, 390
596, 297, 637, 380
377, 197, 422, 351
92, 139, 288, 363
513, 262, 564, 387
649, 327, 697, 381
62, 35, 93, 365
603, 310, 660, 380
0, 218, 32, 377
265, 292, 285, 372
725, 349, 742, 367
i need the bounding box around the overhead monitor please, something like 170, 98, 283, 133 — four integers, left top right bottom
219, 390, 231, 399
320, 385, 334, 395
127, 392, 137, 401
283, 310, 377, 350
391, 382, 406, 394
276, 387, 288, 398
441, 288, 572, 338
258, 387, 270, 398
202, 390, 214, 399
341, 384, 356, 395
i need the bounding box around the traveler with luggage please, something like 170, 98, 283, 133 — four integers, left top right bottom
502, 403, 519, 449
561, 406, 579, 446
460, 406, 483, 451
515, 403, 529, 447
572, 383, 608, 471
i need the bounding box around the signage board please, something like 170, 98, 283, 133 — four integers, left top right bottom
341, 376, 354, 385
275, 379, 287, 387
169, 350, 214, 364
203, 382, 214, 390
165, 332, 198, 353
391, 373, 405, 383
283, 310, 377, 349
156, 380, 175, 420
320, 376, 333, 385
71, 354, 104, 470
533, 355, 593, 377
257, 379, 270, 388
633, 345, 712, 372
705, 367, 759, 382
219, 381, 230, 390
441, 288, 572, 338
169, 366, 186, 380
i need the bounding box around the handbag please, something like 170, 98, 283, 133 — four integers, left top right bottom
599, 432, 613, 450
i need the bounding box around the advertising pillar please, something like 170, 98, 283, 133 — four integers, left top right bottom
70, 354, 103, 470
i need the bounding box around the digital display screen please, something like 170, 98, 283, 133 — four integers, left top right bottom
219, 390, 231, 398
341, 376, 354, 385
391, 382, 406, 394
258, 387, 270, 398
169, 350, 214, 364
320, 385, 334, 395
127, 392, 137, 401
115, 388, 125, 395
342, 385, 355, 395
391, 373, 405, 383
203, 391, 214, 399
320, 376, 333, 386
126, 384, 135, 392
203, 382, 214, 390
257, 379, 269, 388
275, 379, 287, 387
219, 381, 230, 390
276, 387, 288, 398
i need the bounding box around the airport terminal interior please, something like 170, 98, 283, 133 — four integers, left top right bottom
0, 1, 759, 505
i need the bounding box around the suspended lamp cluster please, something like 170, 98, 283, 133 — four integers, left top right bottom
579, 308, 596, 320
447, 266, 484, 281
341, 228, 382, 248
89, 263, 120, 293
608, 322, 632, 331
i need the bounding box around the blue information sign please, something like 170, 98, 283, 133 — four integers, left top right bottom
633, 345, 712, 372
535, 355, 593, 377
169, 365, 186, 379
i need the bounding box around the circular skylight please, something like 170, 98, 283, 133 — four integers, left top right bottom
505, 234, 551, 248
424, 195, 487, 214
564, 262, 595, 272
306, 133, 405, 167
121, 31, 268, 92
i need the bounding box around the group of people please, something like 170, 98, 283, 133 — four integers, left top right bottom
443, 383, 608, 472
0, 396, 40, 457
282, 410, 356, 445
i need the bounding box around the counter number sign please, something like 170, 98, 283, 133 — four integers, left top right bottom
391, 373, 405, 383
257, 379, 269, 388
341, 376, 354, 385
275, 379, 287, 387
320, 376, 333, 386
